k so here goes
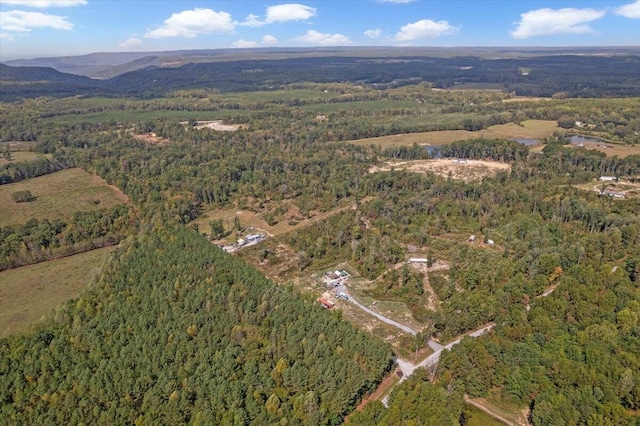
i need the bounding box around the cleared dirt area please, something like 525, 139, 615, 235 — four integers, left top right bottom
464, 395, 531, 426
179, 120, 244, 131
348, 120, 559, 148
131, 132, 171, 146
0, 167, 130, 227
502, 96, 551, 103
370, 158, 510, 182
0, 246, 115, 339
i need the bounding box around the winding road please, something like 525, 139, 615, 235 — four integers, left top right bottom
344, 290, 495, 406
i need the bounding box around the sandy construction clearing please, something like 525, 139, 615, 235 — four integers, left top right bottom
177, 120, 244, 131
131, 132, 170, 146
369, 158, 510, 182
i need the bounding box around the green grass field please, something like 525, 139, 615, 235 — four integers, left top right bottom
0, 167, 129, 227
0, 246, 115, 339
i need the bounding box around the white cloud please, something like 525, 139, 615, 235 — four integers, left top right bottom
119, 37, 142, 49
262, 34, 278, 45
394, 19, 458, 42
294, 30, 353, 46
0, 0, 86, 7
364, 28, 382, 38
145, 8, 236, 38
231, 35, 279, 48
615, 1, 640, 18
265, 4, 316, 23
0, 31, 15, 41
0, 10, 73, 32
232, 39, 259, 48
511, 8, 606, 39
241, 4, 315, 27
242, 13, 263, 27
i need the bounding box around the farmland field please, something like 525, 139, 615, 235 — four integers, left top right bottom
347, 120, 560, 148
0, 246, 115, 338
0, 167, 130, 226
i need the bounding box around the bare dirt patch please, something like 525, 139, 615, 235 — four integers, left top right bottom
573, 179, 640, 200
180, 120, 244, 131
464, 395, 531, 426
349, 371, 401, 416
502, 96, 551, 103
131, 132, 171, 146
370, 158, 510, 182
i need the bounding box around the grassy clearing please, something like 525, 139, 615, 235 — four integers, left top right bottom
0, 246, 115, 339
0, 167, 129, 227
0, 151, 52, 166
193, 200, 356, 240
348, 120, 560, 148
530, 140, 640, 158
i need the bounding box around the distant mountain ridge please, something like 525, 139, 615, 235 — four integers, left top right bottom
5, 46, 640, 79
2, 47, 640, 101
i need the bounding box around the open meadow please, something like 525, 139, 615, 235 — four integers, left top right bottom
0, 246, 115, 338
347, 119, 560, 148
0, 167, 130, 226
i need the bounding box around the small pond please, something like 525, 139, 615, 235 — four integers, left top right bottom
568, 135, 607, 145
513, 138, 540, 146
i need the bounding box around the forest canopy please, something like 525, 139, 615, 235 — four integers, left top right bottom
0, 225, 394, 425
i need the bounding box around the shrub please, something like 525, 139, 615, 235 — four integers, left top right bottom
11, 190, 35, 203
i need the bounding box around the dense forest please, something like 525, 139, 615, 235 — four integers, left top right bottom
1, 56, 639, 425
0, 225, 394, 425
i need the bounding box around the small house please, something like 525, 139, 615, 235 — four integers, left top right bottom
468, 235, 476, 242
246, 234, 263, 242
318, 298, 334, 309
409, 258, 428, 263
599, 176, 617, 181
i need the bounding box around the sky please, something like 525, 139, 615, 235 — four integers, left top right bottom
0, 0, 639, 60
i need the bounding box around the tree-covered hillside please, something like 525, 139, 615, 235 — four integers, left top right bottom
0, 225, 393, 425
